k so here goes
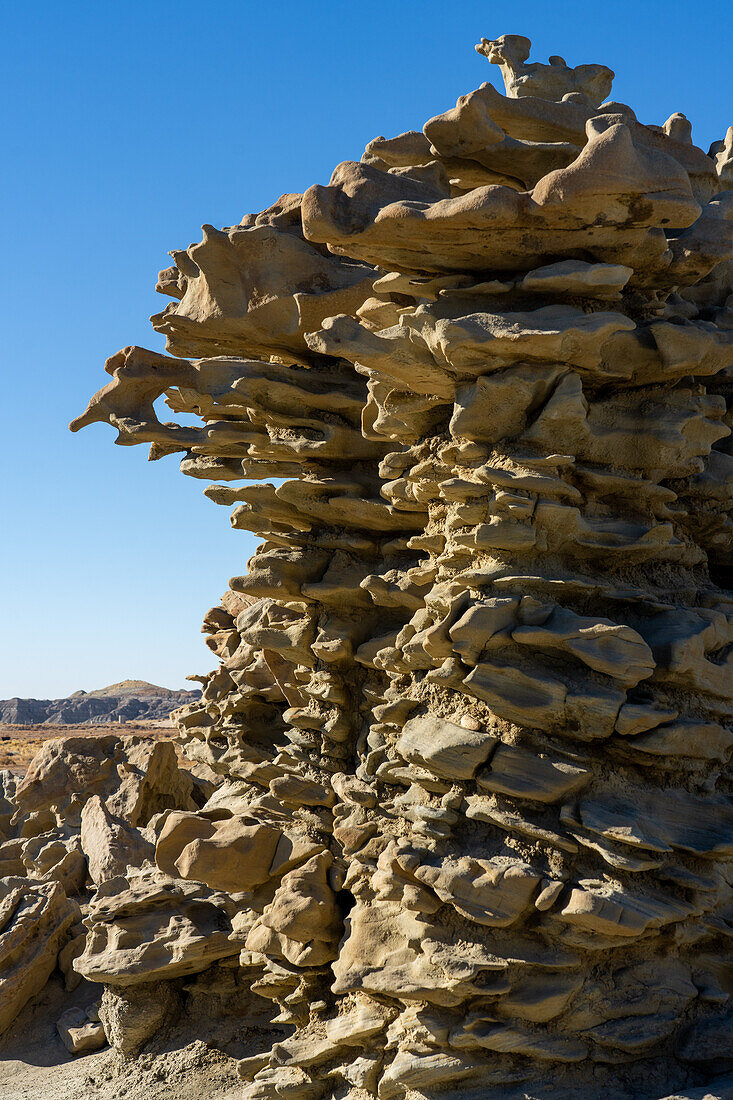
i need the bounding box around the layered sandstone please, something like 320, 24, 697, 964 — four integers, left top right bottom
1, 32, 732, 1100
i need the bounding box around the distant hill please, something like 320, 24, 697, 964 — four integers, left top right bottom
0, 680, 201, 725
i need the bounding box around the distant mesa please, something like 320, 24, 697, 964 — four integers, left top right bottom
0, 680, 201, 725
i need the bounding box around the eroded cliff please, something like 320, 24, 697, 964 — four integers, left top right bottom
3, 33, 733, 1100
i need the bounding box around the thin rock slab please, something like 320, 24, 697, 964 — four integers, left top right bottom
0, 877, 77, 1036
74, 868, 247, 985
396, 713, 497, 779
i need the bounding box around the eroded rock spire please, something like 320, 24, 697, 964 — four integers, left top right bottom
5, 32, 733, 1100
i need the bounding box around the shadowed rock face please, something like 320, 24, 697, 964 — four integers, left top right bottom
11, 31, 729, 1100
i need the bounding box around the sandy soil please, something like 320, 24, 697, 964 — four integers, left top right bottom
0, 976, 244, 1100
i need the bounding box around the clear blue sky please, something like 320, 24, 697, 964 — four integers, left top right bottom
1, 0, 730, 698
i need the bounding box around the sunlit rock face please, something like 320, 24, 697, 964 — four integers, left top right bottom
69, 33, 733, 1100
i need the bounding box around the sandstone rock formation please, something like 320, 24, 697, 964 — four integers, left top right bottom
0, 735, 201, 1044
2, 32, 732, 1100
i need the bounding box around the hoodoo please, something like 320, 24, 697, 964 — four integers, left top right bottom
4, 33, 733, 1100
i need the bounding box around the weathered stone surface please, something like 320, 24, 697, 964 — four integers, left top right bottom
477, 743, 591, 802
13, 735, 196, 828
81, 795, 155, 884
245, 851, 340, 967
66, 28, 733, 1100
324, 997, 393, 1045
56, 1005, 107, 1054
677, 1015, 733, 1072
74, 869, 245, 984
396, 713, 496, 779
99, 981, 178, 1054
19, 829, 86, 894
174, 817, 282, 892
58, 926, 86, 991
658, 1083, 733, 1100
566, 787, 733, 856
413, 857, 541, 926
0, 772, 16, 839
0, 877, 77, 1035
153, 809, 216, 877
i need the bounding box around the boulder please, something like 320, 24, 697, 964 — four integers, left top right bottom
74, 868, 245, 985
174, 817, 282, 892
81, 794, 155, 884
56, 1005, 107, 1054
99, 981, 179, 1054
0, 877, 77, 1035
13, 736, 196, 828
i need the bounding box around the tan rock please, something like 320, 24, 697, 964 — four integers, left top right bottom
174, 817, 281, 892
413, 856, 541, 927
74, 869, 245, 984
378, 1050, 481, 1098
99, 981, 178, 1053
56, 1006, 107, 1054
476, 34, 614, 104
58, 928, 86, 991
0, 771, 16, 839
512, 606, 655, 687
451, 1018, 587, 1061
246, 851, 340, 968
154, 809, 216, 876
268, 774, 335, 807
70, 27, 733, 1098
20, 831, 87, 894
518, 259, 633, 298
0, 877, 77, 1035
494, 971, 582, 1022
396, 713, 496, 779
81, 795, 154, 884
13, 735, 195, 828
477, 743, 591, 803
558, 883, 693, 938
324, 998, 393, 1045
